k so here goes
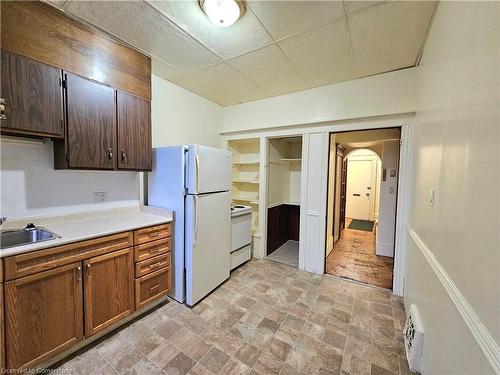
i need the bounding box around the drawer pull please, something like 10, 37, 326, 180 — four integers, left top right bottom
148, 248, 160, 255
148, 262, 160, 269
149, 284, 160, 292
148, 232, 160, 238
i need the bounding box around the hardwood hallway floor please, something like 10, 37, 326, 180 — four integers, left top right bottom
326, 219, 394, 289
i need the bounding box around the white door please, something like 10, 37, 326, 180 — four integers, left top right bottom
185, 191, 231, 306
346, 159, 374, 220
186, 145, 232, 194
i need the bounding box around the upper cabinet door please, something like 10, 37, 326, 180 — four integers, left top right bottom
116, 91, 152, 171
66, 73, 116, 169
0, 50, 64, 138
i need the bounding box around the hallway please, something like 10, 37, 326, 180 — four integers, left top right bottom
326, 219, 394, 289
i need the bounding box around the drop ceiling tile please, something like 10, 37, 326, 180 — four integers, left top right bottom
228, 44, 308, 97
152, 58, 183, 80
278, 19, 357, 87
348, 1, 436, 76
342, 1, 384, 15
149, 0, 273, 60
248, 0, 345, 41
62, 1, 221, 73
171, 63, 268, 106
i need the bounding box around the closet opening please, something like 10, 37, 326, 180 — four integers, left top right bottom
325, 128, 401, 289
266, 136, 302, 267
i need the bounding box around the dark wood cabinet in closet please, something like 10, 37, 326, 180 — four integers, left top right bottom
0, 50, 64, 138
267, 204, 300, 256
63, 73, 116, 170
117, 91, 152, 171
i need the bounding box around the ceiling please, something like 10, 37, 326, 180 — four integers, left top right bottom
47, 1, 437, 106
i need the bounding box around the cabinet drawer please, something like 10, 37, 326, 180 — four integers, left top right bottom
134, 223, 171, 245
135, 253, 170, 278
135, 267, 171, 310
4, 231, 133, 281
134, 237, 171, 263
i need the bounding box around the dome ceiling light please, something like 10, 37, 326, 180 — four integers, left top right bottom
199, 0, 245, 27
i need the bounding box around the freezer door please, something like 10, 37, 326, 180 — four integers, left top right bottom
185, 191, 231, 305
186, 144, 232, 194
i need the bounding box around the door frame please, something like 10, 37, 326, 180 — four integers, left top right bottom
221, 114, 413, 296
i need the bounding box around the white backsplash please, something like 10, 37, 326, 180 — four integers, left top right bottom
0, 137, 140, 220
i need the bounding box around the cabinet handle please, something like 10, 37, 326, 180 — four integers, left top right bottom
121, 149, 127, 162
148, 262, 160, 269
86, 263, 91, 277
0, 98, 6, 120
148, 232, 160, 238
148, 248, 160, 255
149, 284, 160, 292
76, 266, 82, 282
108, 148, 113, 161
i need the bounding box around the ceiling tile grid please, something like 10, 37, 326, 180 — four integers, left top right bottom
50, 0, 437, 106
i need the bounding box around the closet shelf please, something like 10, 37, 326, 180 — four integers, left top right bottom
232, 161, 260, 165
232, 179, 260, 184
280, 158, 301, 161
232, 197, 259, 205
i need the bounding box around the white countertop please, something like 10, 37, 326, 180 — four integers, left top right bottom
0, 206, 173, 258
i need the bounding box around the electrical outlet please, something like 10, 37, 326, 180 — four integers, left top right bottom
94, 192, 106, 203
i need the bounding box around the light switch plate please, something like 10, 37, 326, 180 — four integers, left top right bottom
428, 189, 435, 206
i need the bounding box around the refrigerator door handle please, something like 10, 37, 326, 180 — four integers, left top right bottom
195, 152, 200, 193
193, 195, 199, 246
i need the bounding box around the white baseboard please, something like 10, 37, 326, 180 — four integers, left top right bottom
409, 229, 500, 373
376, 240, 394, 257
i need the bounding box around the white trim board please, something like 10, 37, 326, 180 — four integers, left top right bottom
409, 229, 500, 373
222, 114, 414, 295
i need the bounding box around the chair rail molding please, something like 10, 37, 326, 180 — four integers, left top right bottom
408, 229, 500, 373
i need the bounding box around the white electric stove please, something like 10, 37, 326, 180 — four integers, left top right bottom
230, 205, 252, 270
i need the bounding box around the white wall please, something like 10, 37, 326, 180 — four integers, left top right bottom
152, 74, 223, 148
406, 2, 500, 374
222, 68, 416, 133
0, 138, 140, 220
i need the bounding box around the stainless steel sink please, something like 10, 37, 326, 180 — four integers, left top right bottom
0, 226, 60, 249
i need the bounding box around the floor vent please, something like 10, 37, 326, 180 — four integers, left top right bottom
404, 304, 424, 373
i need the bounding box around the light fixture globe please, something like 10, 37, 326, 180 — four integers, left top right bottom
199, 0, 245, 27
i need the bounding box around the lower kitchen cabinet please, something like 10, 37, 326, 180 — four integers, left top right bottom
1, 223, 171, 370
5, 262, 83, 370
1, 282, 4, 370
84, 248, 134, 336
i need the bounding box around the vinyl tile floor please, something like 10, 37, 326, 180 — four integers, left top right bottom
326, 219, 394, 289
267, 240, 299, 267
53, 259, 411, 375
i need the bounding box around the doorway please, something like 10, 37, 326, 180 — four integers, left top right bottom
266, 136, 302, 267
325, 128, 401, 289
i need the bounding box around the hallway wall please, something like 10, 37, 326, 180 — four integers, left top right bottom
406, 2, 500, 374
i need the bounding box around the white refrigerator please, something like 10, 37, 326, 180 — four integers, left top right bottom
148, 144, 232, 306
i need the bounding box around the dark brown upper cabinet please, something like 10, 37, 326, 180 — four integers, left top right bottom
0, 50, 64, 138
117, 91, 152, 171
64, 73, 116, 170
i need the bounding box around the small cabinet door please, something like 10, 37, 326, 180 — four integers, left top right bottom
5, 263, 83, 370
0, 50, 64, 138
84, 248, 134, 337
65, 72, 115, 169
116, 90, 152, 171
